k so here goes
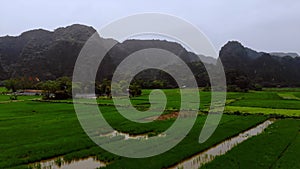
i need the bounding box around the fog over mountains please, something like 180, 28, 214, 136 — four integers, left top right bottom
270, 52, 299, 58
0, 24, 299, 87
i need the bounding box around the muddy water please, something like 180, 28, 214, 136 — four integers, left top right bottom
169, 119, 275, 169
99, 130, 166, 140
29, 119, 273, 169
99, 130, 149, 140
29, 157, 106, 169
29, 131, 166, 169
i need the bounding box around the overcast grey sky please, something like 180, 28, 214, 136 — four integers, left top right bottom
1, 0, 299, 54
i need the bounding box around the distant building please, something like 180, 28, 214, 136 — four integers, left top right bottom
18, 90, 43, 96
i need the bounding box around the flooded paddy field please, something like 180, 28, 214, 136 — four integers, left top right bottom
1, 89, 300, 169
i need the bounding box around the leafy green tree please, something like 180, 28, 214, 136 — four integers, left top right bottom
119, 80, 129, 93
4, 79, 20, 92
98, 79, 111, 97
39, 80, 59, 99
56, 76, 72, 99
95, 79, 142, 98
252, 83, 263, 91
226, 70, 251, 92
72, 82, 82, 94
111, 82, 122, 96
129, 83, 142, 97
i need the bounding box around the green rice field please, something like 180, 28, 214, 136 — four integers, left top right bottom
1, 88, 300, 168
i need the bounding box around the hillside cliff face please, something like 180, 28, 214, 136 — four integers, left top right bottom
0, 24, 96, 80
219, 41, 300, 86
0, 64, 7, 80
0, 24, 201, 81
0, 24, 299, 87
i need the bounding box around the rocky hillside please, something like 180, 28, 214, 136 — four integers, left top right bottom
0, 24, 96, 80
0, 24, 300, 87
0, 24, 203, 82
220, 41, 300, 87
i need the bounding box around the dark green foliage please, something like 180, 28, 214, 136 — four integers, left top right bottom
104, 115, 267, 169
96, 79, 142, 97
1, 89, 300, 169
9, 93, 18, 100
0, 97, 267, 169
37, 77, 72, 100
129, 83, 142, 97
0, 24, 96, 80
220, 41, 300, 88
38, 80, 59, 99
1, 26, 300, 89
229, 91, 300, 110
4, 79, 20, 92
201, 119, 300, 169
253, 83, 263, 91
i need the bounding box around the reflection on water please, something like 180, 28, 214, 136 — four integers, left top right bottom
29, 119, 273, 169
29, 157, 106, 169
29, 131, 166, 169
99, 130, 166, 140
170, 119, 275, 169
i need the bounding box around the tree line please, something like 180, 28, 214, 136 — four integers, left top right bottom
2, 77, 143, 100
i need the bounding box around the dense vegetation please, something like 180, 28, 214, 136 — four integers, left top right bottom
1, 23, 300, 169
0, 88, 300, 169
0, 100, 267, 169
202, 119, 300, 169
1, 24, 300, 89
2, 77, 142, 100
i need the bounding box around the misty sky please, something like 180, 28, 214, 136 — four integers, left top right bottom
1, 0, 300, 54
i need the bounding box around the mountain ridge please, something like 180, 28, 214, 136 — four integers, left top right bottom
0, 24, 300, 87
